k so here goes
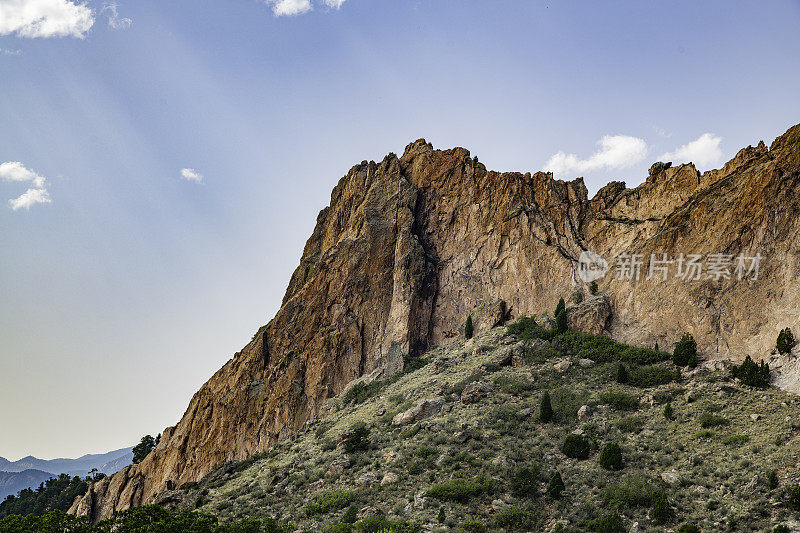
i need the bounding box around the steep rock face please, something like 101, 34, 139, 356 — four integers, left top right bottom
75, 123, 800, 520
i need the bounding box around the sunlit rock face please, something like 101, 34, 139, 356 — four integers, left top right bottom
73, 124, 800, 521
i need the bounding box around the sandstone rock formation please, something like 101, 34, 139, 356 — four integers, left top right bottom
72, 123, 800, 520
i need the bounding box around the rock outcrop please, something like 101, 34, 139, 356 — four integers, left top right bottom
73, 123, 800, 520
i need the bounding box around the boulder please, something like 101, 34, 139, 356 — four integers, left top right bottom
392, 398, 446, 425
567, 295, 611, 335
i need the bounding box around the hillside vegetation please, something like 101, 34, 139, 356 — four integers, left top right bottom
4, 319, 800, 532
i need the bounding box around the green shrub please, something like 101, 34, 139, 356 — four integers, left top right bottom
616, 363, 629, 384
495, 505, 535, 531
437, 507, 445, 524
342, 505, 358, 524
673, 333, 697, 367
775, 525, 791, 533
493, 375, 533, 395
465, 315, 474, 339
768, 470, 779, 490
547, 471, 565, 499
722, 434, 749, 446
598, 391, 639, 410
550, 387, 590, 422
731, 355, 771, 388
342, 381, 382, 405
777, 327, 795, 355
587, 513, 625, 533
555, 308, 568, 334
539, 391, 553, 422
550, 331, 668, 365
615, 415, 644, 433
510, 465, 540, 497
787, 485, 800, 511
343, 423, 370, 454
628, 365, 680, 388
677, 524, 701, 533
598, 443, 623, 470
602, 476, 662, 508
506, 316, 552, 341
663, 403, 674, 420
562, 434, 591, 459
462, 520, 486, 533
426, 476, 494, 503
449, 373, 482, 396
304, 490, 357, 516
698, 413, 729, 428
650, 492, 673, 524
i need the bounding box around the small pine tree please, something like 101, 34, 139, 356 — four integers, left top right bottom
547, 471, 565, 499
555, 308, 568, 334
539, 391, 553, 422
616, 363, 629, 384
342, 505, 358, 524
598, 443, 623, 470
777, 327, 795, 355
589, 281, 598, 295
673, 333, 697, 367
650, 492, 673, 525
437, 506, 446, 523
731, 355, 771, 388
663, 403, 674, 420
555, 297, 566, 317
768, 470, 779, 490
787, 485, 800, 511
464, 315, 474, 339
654, 342, 659, 352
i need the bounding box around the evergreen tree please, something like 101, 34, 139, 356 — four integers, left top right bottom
540, 391, 553, 422
132, 435, 157, 464
598, 443, 623, 470
616, 363, 629, 384
555, 298, 566, 318
673, 334, 697, 367
777, 327, 795, 355
547, 471, 565, 499
464, 315, 474, 339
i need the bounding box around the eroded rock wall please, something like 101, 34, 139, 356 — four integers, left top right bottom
74, 123, 800, 520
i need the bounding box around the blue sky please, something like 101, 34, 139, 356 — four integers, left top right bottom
1, 0, 799, 460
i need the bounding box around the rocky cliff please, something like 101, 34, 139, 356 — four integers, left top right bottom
71, 123, 800, 521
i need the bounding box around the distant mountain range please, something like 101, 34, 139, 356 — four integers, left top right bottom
0, 447, 133, 499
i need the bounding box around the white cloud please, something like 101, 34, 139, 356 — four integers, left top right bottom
0, 0, 94, 39
9, 187, 51, 210
658, 133, 723, 168
265, 0, 346, 16
267, 0, 312, 16
0, 161, 52, 210
0, 161, 46, 188
181, 168, 203, 183
545, 135, 648, 177
1, 48, 22, 55
101, 2, 130, 29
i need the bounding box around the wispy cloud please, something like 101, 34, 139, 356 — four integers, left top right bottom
0, 0, 94, 39
658, 133, 723, 168
101, 2, 131, 29
181, 168, 203, 183
0, 162, 52, 210
545, 135, 648, 177
265, 0, 346, 17
1, 48, 22, 55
